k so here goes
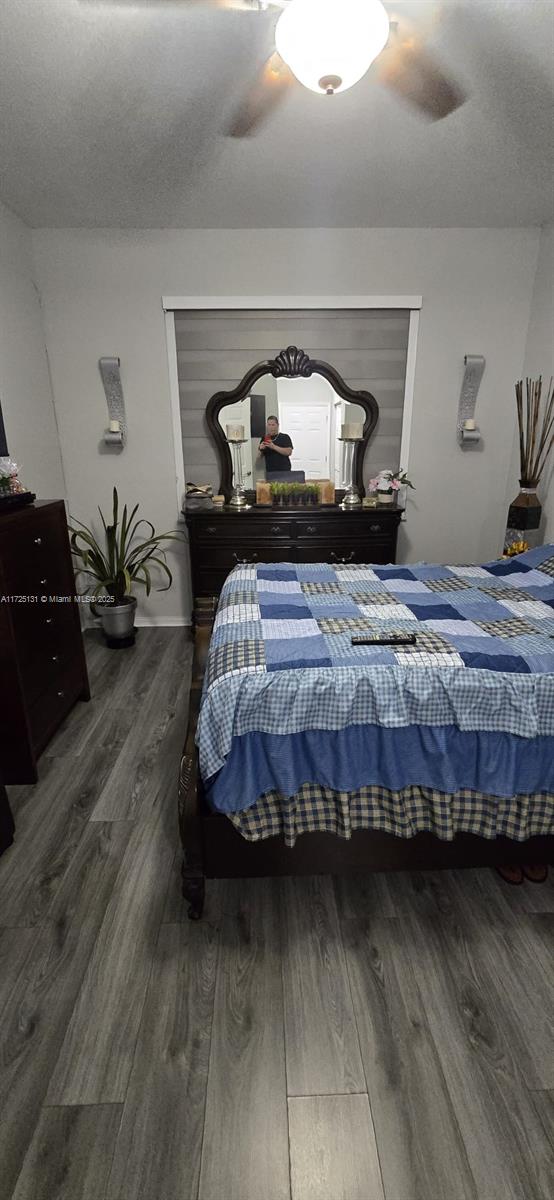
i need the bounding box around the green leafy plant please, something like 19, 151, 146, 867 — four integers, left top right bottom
270, 481, 321, 505
68, 487, 184, 604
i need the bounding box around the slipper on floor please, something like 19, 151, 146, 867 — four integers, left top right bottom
522, 864, 549, 883
495, 864, 524, 885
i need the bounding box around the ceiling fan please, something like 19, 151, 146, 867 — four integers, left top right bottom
83, 0, 467, 136
196, 0, 467, 135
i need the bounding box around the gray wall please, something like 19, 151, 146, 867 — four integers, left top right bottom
0, 199, 64, 499
174, 309, 410, 494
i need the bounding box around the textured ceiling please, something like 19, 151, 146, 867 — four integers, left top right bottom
0, 0, 552, 228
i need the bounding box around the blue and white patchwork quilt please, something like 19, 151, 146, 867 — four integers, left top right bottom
197, 546, 554, 815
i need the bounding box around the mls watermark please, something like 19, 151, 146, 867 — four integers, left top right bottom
0, 594, 115, 605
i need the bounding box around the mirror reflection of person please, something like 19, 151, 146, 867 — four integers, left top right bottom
257, 416, 293, 475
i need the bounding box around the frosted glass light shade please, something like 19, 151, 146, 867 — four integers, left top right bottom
275, 0, 390, 95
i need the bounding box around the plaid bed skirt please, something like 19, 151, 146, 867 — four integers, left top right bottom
227, 783, 554, 848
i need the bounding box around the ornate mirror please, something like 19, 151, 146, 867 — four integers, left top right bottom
206, 347, 379, 503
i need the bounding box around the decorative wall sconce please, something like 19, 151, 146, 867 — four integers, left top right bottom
457, 354, 485, 446
99, 357, 126, 448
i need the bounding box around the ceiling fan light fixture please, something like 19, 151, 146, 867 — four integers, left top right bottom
275, 0, 389, 95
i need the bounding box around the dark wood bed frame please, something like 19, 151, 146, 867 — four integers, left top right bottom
178, 625, 554, 919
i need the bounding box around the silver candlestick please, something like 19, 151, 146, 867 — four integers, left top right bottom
338, 437, 362, 508
227, 438, 250, 508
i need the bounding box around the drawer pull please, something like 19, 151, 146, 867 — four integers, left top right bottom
34, 537, 42, 546
57, 690, 65, 699
51, 654, 60, 663
233, 552, 258, 565
45, 618, 53, 626
370, 524, 382, 533
306, 525, 317, 534
206, 526, 217, 534
270, 525, 281, 535
40, 578, 47, 586
330, 551, 355, 565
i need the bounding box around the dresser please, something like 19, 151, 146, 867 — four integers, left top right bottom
186, 504, 403, 619
0, 501, 90, 783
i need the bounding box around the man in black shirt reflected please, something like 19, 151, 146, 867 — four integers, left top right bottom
258, 416, 293, 475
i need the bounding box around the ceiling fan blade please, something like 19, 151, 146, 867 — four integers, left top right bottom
224, 50, 295, 137
377, 23, 466, 121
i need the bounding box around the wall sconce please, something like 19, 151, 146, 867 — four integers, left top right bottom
99, 357, 126, 448
457, 354, 485, 446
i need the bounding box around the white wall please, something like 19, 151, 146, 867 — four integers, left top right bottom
523, 225, 554, 542
0, 201, 64, 499
32, 227, 539, 622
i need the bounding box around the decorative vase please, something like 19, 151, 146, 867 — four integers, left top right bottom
504, 483, 542, 553
378, 490, 394, 505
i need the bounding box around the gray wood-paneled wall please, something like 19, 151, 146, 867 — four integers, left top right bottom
174, 309, 410, 493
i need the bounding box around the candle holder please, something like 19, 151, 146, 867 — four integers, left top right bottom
227, 438, 250, 509
338, 437, 362, 508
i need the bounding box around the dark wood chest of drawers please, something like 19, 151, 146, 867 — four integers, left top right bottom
0, 500, 90, 783
186, 504, 403, 616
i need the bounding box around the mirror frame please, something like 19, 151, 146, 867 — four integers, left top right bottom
206, 346, 379, 503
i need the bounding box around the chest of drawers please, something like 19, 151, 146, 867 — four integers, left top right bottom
186, 504, 402, 620
0, 501, 90, 783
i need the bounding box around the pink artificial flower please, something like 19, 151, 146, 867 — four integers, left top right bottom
391, 479, 401, 490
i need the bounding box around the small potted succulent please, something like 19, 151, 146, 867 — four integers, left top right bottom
369, 468, 415, 505
69, 487, 184, 647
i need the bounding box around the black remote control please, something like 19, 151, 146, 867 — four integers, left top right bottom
351, 632, 417, 646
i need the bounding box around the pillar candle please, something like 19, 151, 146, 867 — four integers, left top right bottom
341, 423, 363, 440
226, 423, 245, 442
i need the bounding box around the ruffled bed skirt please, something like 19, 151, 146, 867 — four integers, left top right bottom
227, 783, 554, 848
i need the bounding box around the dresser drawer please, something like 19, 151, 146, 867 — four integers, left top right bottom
9, 600, 76, 663
296, 541, 393, 566
0, 513, 72, 597
296, 516, 394, 540
192, 540, 296, 569
28, 664, 85, 754
19, 641, 78, 706
190, 517, 295, 542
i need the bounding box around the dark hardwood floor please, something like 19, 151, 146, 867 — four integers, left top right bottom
0, 629, 553, 1200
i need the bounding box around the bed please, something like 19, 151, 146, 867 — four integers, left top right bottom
179, 546, 554, 918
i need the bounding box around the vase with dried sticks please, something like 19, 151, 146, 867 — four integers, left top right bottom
504, 376, 554, 553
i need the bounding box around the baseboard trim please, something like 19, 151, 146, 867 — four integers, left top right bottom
134, 616, 192, 627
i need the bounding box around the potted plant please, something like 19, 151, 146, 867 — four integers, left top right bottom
68, 488, 184, 647
307, 483, 319, 507
369, 468, 415, 505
